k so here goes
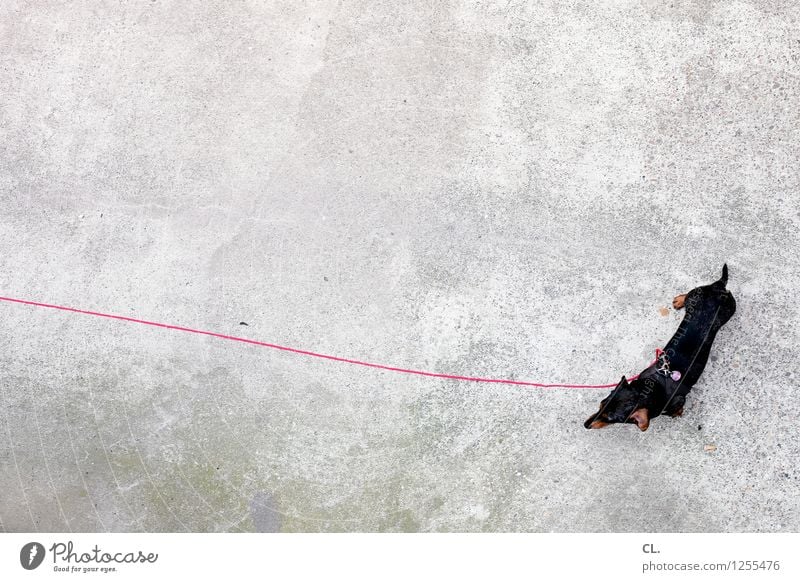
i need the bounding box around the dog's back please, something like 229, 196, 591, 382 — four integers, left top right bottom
664, 264, 736, 386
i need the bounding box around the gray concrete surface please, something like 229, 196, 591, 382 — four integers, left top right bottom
1, 1, 798, 532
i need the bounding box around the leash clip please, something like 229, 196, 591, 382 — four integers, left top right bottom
655, 348, 682, 382
656, 350, 671, 376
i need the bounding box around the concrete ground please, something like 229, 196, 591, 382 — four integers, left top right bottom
1, 1, 798, 532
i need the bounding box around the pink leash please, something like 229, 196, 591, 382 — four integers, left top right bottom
0, 295, 648, 389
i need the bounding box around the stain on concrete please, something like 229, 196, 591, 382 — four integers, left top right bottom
249, 492, 282, 533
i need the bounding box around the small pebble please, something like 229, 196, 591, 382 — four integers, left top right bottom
704, 444, 717, 452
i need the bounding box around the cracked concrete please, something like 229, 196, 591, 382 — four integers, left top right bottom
1, 1, 799, 532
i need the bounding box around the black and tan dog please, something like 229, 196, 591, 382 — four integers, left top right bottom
584, 265, 736, 431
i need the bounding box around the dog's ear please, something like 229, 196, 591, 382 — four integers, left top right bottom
629, 408, 650, 431
617, 376, 628, 389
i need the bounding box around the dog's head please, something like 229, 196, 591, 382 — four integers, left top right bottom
584, 376, 651, 431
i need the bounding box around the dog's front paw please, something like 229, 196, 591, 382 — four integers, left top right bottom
672, 294, 687, 310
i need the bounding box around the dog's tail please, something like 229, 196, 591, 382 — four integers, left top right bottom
719, 263, 729, 287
